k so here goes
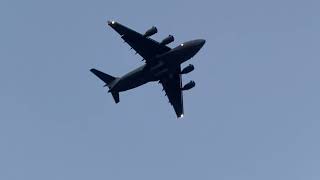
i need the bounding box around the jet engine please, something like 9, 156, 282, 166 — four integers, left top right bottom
143, 26, 157, 37
181, 64, 194, 74
160, 35, 174, 45
182, 81, 195, 91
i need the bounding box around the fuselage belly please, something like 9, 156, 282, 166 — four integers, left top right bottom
111, 39, 206, 92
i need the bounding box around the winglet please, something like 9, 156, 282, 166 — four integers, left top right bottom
108, 20, 116, 26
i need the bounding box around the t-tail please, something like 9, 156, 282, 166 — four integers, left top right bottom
90, 68, 120, 103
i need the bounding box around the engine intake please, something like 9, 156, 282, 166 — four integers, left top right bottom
181, 64, 194, 74
143, 26, 157, 37
160, 35, 174, 45
182, 81, 195, 91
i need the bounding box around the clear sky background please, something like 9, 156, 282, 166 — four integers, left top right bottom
1, 0, 319, 179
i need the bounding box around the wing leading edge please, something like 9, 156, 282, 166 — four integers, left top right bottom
107, 20, 171, 63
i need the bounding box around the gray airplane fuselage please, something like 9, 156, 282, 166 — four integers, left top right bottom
109, 39, 206, 92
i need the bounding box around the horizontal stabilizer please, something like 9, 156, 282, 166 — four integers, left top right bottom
90, 68, 120, 104
90, 68, 116, 87
111, 92, 120, 103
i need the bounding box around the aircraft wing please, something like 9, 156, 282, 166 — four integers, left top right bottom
107, 21, 171, 63
160, 67, 184, 118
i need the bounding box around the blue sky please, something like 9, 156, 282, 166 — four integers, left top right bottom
1, 0, 320, 179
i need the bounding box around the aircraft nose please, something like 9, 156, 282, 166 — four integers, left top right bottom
191, 39, 205, 52
197, 39, 206, 48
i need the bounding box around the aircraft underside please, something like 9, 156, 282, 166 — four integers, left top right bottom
90, 20, 205, 118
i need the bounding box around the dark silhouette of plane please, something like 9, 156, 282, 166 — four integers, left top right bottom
91, 20, 205, 118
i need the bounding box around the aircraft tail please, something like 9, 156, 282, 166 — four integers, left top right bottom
90, 68, 120, 103
111, 92, 119, 103
90, 68, 116, 86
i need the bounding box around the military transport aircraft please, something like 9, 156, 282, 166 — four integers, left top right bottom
91, 20, 205, 118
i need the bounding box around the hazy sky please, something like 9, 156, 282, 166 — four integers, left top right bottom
1, 0, 320, 179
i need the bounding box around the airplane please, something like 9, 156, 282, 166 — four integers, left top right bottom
90, 20, 205, 118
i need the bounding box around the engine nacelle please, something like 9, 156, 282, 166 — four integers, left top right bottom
181, 64, 194, 74
143, 26, 157, 37
160, 35, 174, 45
182, 81, 195, 91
